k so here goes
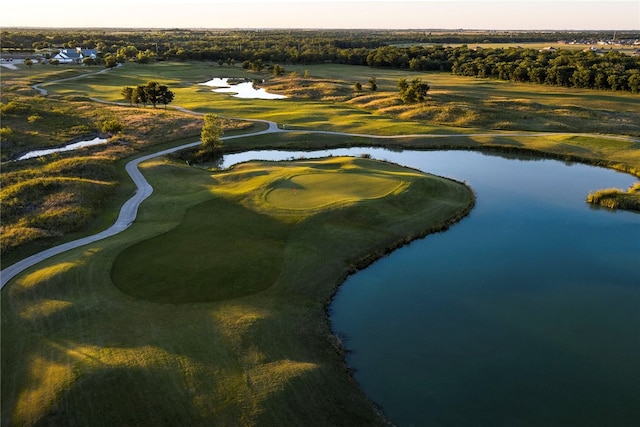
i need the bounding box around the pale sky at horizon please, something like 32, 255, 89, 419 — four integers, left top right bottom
1, 1, 638, 31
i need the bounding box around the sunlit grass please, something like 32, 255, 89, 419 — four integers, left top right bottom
111, 157, 446, 303
2, 156, 473, 425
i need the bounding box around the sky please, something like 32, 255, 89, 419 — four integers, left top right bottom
1, 0, 638, 30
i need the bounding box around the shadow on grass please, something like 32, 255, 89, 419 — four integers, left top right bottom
111, 196, 291, 303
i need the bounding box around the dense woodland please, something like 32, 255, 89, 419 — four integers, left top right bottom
2, 29, 640, 91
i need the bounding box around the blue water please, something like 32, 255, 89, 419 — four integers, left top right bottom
225, 149, 640, 426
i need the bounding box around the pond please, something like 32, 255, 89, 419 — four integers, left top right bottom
200, 77, 287, 99
16, 137, 108, 161
223, 148, 640, 426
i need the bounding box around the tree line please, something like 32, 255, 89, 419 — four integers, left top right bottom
366, 45, 640, 92
3, 29, 639, 92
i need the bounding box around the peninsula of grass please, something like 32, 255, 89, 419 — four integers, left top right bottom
2, 156, 474, 426
587, 183, 640, 211
112, 156, 473, 303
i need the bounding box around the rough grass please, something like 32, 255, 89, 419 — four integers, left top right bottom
0, 157, 118, 254
0, 94, 204, 161
1, 68, 259, 260
587, 182, 640, 211
2, 156, 474, 426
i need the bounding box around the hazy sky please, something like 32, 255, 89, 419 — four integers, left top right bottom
2, 0, 638, 30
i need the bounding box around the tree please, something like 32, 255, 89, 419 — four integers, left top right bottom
137, 51, 151, 64
398, 78, 430, 103
82, 57, 96, 67
158, 84, 174, 109
273, 64, 285, 76
201, 113, 224, 153
353, 81, 362, 92
104, 54, 117, 69
368, 76, 377, 91
132, 85, 147, 106
121, 86, 134, 105
628, 70, 640, 94
144, 81, 161, 107
24, 59, 33, 68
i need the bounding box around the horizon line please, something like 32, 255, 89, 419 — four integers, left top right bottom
2, 26, 639, 32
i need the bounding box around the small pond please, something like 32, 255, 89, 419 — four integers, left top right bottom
200, 77, 287, 99
16, 137, 108, 161
223, 148, 640, 426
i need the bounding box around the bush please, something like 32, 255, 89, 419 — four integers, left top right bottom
102, 119, 123, 134
0, 126, 13, 139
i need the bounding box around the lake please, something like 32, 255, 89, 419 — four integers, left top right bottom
224, 148, 640, 426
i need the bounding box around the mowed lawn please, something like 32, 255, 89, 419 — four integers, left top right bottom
2, 156, 474, 426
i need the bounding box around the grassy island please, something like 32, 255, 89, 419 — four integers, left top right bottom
2, 156, 474, 426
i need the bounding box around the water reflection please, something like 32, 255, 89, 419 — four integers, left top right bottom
200, 77, 287, 100
16, 137, 108, 161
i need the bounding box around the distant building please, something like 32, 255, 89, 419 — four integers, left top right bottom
52, 48, 98, 64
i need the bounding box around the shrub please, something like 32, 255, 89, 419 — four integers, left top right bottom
0, 126, 13, 139
102, 119, 123, 134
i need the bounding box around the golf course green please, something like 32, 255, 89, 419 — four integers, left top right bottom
3, 155, 474, 425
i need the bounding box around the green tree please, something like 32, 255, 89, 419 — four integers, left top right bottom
137, 51, 151, 64
121, 86, 134, 105
273, 64, 285, 76
353, 81, 362, 92
82, 57, 96, 66
627, 70, 640, 94
398, 78, 430, 103
368, 76, 377, 91
201, 113, 224, 153
145, 81, 160, 107
104, 54, 117, 69
133, 85, 147, 106
158, 84, 175, 109
24, 58, 33, 68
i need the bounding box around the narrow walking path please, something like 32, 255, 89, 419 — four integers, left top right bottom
0, 127, 276, 289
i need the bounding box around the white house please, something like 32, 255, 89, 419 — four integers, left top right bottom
52, 48, 98, 64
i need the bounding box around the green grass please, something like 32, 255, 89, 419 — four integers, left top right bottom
2, 156, 474, 426
40, 62, 640, 137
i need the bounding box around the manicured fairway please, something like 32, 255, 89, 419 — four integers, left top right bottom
2, 156, 474, 426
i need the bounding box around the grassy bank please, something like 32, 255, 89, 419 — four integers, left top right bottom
587, 182, 640, 211
1, 156, 474, 426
